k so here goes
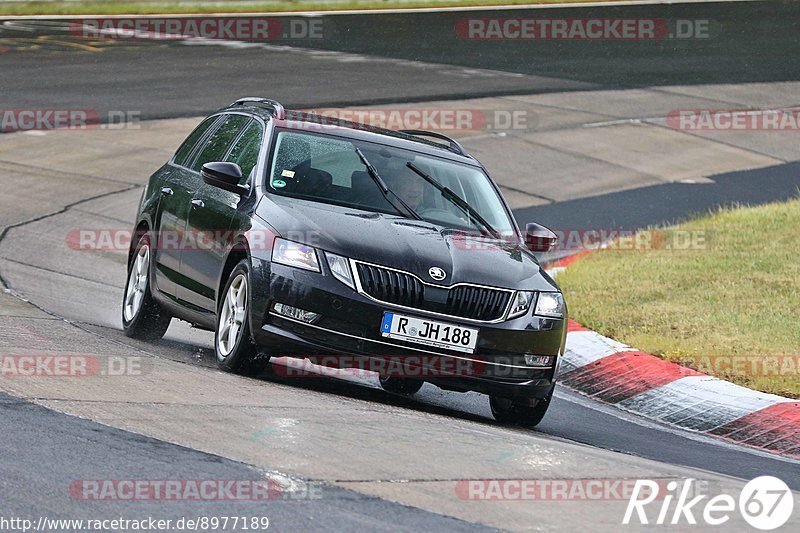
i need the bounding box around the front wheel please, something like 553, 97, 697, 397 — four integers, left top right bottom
490, 389, 553, 428
122, 234, 172, 340
215, 259, 260, 374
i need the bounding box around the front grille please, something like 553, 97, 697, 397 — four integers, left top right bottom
354, 262, 511, 322
444, 285, 512, 322
355, 263, 424, 307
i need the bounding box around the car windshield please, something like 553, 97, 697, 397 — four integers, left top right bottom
267, 129, 515, 234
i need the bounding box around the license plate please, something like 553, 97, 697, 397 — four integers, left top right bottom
380, 312, 479, 354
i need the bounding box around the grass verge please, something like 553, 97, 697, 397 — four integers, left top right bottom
557, 198, 800, 399
0, 0, 632, 16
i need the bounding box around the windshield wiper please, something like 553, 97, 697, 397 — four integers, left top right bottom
355, 147, 422, 220
405, 162, 499, 238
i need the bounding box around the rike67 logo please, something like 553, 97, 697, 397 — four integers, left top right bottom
624, 477, 794, 530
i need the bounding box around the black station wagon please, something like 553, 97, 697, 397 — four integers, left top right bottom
123, 97, 567, 426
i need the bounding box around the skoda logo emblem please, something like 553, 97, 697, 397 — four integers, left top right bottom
428, 267, 447, 281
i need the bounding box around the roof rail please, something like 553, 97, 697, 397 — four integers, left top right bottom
398, 129, 466, 156
231, 97, 286, 120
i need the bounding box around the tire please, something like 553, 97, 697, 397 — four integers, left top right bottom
215, 259, 260, 374
122, 234, 172, 340
490, 389, 553, 428
379, 375, 424, 395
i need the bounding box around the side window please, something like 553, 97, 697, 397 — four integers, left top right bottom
226, 120, 264, 185
173, 116, 218, 167
191, 114, 250, 172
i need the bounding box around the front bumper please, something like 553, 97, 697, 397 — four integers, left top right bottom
250, 259, 566, 400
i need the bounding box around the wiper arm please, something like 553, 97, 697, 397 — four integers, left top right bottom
406, 162, 499, 237
355, 147, 422, 220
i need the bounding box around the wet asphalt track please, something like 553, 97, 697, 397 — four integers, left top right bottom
0, 391, 487, 532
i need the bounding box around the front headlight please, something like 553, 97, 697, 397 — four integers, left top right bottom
508, 290, 535, 319
534, 292, 565, 318
324, 252, 355, 289
272, 238, 320, 272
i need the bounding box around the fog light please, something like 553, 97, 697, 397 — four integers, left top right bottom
273, 302, 320, 324
524, 354, 553, 367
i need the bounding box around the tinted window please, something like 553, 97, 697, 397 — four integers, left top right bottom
226, 120, 264, 185
173, 116, 218, 167
191, 114, 250, 172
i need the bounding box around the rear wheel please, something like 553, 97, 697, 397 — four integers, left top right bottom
215, 259, 260, 374
490, 389, 553, 427
379, 376, 424, 395
122, 234, 172, 340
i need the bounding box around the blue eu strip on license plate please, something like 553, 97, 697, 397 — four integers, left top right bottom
381, 312, 394, 333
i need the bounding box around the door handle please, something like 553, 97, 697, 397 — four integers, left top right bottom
191, 199, 205, 209
160, 187, 173, 196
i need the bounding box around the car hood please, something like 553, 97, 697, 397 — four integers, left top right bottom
258, 196, 558, 291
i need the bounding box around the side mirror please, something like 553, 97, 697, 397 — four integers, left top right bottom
201, 162, 249, 195
525, 222, 557, 252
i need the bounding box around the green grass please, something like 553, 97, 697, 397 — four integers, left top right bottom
0, 0, 631, 16
557, 198, 800, 399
